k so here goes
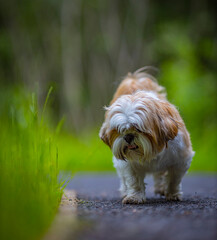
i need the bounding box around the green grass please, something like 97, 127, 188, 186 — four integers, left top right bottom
0, 82, 215, 240
58, 131, 113, 172
0, 87, 62, 240
58, 130, 217, 174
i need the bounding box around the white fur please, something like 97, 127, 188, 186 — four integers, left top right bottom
143, 91, 159, 100
112, 133, 153, 162
107, 93, 153, 134
113, 131, 194, 203
138, 77, 147, 83
106, 95, 194, 203
100, 86, 194, 203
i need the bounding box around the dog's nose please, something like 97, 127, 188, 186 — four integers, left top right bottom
124, 134, 134, 144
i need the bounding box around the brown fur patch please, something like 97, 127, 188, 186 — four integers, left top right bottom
100, 70, 193, 159
111, 73, 166, 105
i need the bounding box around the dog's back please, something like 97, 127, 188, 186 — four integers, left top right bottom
111, 69, 166, 105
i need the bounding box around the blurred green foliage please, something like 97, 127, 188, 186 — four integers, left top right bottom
58, 131, 113, 172
0, 1, 216, 239
0, 87, 62, 240
0, 1, 216, 175
157, 24, 217, 171
0, 0, 216, 128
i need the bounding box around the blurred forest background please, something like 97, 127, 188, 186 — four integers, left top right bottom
0, 0, 217, 171
0, 1, 216, 239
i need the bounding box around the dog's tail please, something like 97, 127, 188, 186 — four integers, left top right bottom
111, 66, 166, 104
132, 66, 159, 82
127, 66, 166, 99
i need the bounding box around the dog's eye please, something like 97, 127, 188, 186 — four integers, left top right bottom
136, 128, 142, 133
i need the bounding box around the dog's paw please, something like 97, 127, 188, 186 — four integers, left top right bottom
165, 192, 182, 201
119, 187, 127, 198
122, 194, 146, 204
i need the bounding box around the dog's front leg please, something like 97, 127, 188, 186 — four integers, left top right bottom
114, 157, 146, 204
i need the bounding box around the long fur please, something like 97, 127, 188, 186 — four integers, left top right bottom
99, 68, 194, 204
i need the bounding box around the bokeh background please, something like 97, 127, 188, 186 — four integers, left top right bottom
0, 1, 217, 239
0, 0, 217, 171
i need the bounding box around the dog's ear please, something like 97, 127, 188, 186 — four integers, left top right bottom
157, 102, 179, 144
99, 122, 110, 147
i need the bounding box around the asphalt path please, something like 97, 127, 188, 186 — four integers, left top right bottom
66, 174, 217, 240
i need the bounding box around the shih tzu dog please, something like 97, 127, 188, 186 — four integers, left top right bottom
99, 67, 194, 204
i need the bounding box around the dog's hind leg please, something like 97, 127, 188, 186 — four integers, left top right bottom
153, 171, 167, 196
165, 166, 188, 201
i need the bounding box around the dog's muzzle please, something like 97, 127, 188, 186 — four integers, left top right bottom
124, 133, 134, 144
124, 134, 138, 150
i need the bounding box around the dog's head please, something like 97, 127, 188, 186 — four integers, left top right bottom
99, 91, 180, 162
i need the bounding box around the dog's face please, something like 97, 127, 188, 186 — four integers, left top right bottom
100, 91, 179, 162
